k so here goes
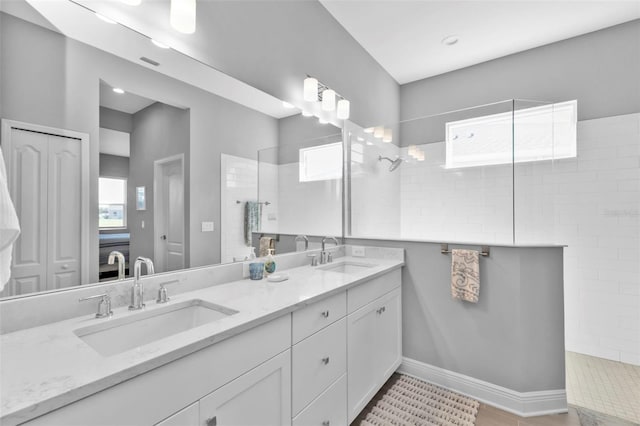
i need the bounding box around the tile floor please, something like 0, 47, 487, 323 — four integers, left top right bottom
566, 351, 640, 424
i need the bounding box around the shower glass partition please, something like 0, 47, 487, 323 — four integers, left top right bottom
346, 99, 570, 245
257, 134, 344, 245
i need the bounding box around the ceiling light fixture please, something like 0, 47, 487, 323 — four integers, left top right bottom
442, 35, 459, 46
151, 39, 170, 49
302, 75, 350, 120
113, 88, 125, 94
95, 13, 117, 24
170, 0, 196, 34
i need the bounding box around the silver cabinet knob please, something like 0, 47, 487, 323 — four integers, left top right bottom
322, 421, 330, 426
322, 357, 330, 365
321, 310, 329, 318
206, 416, 217, 426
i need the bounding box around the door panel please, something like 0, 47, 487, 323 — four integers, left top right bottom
347, 302, 378, 423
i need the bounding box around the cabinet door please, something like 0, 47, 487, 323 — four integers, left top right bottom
199, 350, 291, 426
155, 402, 199, 426
347, 287, 402, 423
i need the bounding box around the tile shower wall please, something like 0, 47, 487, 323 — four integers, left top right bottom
397, 113, 640, 365
220, 154, 258, 263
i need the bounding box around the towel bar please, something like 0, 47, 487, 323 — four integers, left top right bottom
237, 200, 271, 206
440, 243, 490, 257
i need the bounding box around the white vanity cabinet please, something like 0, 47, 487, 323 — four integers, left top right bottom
347, 269, 402, 424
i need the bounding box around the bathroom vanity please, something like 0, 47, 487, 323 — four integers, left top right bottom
0, 247, 403, 425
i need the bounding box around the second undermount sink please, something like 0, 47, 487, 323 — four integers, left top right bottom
318, 261, 377, 274
74, 299, 238, 357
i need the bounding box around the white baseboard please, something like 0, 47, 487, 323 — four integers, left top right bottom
398, 357, 567, 418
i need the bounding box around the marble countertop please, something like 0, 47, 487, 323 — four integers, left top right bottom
0, 255, 403, 425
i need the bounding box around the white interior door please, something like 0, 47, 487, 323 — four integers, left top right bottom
2, 122, 85, 296
154, 155, 184, 273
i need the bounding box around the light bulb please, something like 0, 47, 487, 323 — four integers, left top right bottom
336, 99, 350, 120
303, 77, 318, 102
170, 0, 196, 34
321, 89, 335, 111
373, 127, 384, 138
383, 128, 392, 143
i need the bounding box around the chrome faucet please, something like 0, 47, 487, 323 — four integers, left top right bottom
294, 235, 309, 251
320, 236, 340, 264
107, 251, 126, 280
130, 257, 154, 310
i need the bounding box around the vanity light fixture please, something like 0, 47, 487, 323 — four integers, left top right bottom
170, 0, 196, 34
151, 39, 170, 49
373, 126, 384, 139
113, 88, 125, 94
95, 13, 117, 24
303, 75, 350, 120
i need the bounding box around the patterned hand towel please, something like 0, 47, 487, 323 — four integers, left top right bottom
243, 201, 261, 246
451, 249, 480, 303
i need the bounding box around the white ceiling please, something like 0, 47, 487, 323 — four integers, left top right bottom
319, 0, 640, 84
99, 80, 156, 115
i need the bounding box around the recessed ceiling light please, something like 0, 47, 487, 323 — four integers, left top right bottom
282, 101, 295, 109
113, 88, 125, 94
442, 35, 459, 46
151, 39, 170, 49
95, 13, 117, 24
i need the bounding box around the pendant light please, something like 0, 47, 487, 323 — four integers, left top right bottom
304, 77, 318, 102
337, 99, 350, 120
170, 0, 196, 34
321, 89, 336, 111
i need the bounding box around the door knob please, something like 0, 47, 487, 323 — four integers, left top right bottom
160, 235, 167, 240
62, 264, 69, 270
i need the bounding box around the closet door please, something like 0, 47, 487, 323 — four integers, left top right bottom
5, 128, 48, 295
47, 134, 82, 289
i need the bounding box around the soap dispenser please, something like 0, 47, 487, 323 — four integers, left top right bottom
264, 248, 276, 275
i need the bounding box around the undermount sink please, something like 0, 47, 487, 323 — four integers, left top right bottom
318, 261, 377, 274
74, 299, 238, 356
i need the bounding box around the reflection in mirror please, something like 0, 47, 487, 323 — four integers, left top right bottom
0, 2, 344, 299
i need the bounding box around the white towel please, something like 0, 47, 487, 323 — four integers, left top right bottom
451, 249, 480, 303
0, 146, 20, 291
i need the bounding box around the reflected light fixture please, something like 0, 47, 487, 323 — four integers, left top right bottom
151, 39, 170, 49
337, 99, 350, 120
113, 88, 125, 94
373, 127, 384, 138
383, 128, 393, 143
170, 0, 196, 34
363, 127, 374, 134
304, 77, 318, 102
321, 89, 336, 111
96, 13, 117, 24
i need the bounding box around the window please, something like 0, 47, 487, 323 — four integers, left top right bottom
299, 142, 343, 182
445, 100, 577, 169
99, 177, 127, 228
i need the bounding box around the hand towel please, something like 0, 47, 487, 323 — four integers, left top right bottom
451, 249, 480, 303
0, 146, 20, 291
243, 201, 261, 246
259, 236, 273, 257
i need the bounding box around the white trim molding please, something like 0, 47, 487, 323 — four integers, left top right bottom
398, 357, 567, 418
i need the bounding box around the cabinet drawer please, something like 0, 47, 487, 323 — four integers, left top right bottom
292, 317, 347, 416
347, 268, 401, 313
293, 291, 346, 344
293, 374, 346, 426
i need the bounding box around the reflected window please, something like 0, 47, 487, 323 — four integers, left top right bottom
99, 177, 127, 228
299, 142, 343, 182
446, 100, 577, 168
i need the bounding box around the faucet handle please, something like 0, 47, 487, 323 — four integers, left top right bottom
156, 280, 178, 304
79, 294, 113, 318
327, 252, 333, 263
307, 254, 318, 267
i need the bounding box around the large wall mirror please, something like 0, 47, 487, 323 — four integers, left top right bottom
0, 0, 343, 299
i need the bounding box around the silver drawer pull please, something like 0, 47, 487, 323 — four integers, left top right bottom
322, 357, 330, 365
321, 310, 330, 318
322, 421, 330, 426
377, 306, 386, 314
206, 416, 217, 426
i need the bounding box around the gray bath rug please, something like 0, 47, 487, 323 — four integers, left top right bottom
355, 373, 479, 426
574, 405, 640, 426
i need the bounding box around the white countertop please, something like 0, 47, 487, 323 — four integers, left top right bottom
0, 256, 403, 425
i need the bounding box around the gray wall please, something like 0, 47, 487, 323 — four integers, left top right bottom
99, 154, 129, 179
401, 19, 640, 122
347, 238, 566, 393
187, 1, 400, 129
129, 102, 190, 267
100, 107, 133, 133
